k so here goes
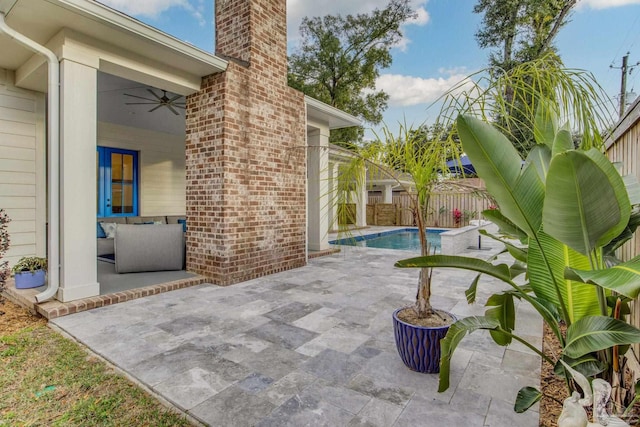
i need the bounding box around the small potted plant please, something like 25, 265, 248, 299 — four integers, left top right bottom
12, 256, 47, 289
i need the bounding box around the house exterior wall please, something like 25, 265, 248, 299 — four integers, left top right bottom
97, 122, 186, 216
185, 0, 307, 285
0, 68, 46, 267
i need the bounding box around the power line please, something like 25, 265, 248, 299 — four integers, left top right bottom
610, 52, 640, 117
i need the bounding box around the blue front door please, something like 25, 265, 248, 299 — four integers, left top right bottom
97, 147, 139, 217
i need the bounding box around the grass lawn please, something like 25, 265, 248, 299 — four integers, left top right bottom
0, 300, 193, 426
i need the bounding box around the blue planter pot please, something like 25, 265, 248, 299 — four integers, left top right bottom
392, 307, 455, 373
14, 270, 46, 289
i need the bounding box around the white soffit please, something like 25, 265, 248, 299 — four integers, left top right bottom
0, 0, 227, 90
305, 96, 362, 130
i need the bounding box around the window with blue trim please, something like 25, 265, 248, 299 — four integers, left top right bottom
97, 147, 139, 217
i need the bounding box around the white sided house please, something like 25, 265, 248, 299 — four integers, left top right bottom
0, 0, 360, 308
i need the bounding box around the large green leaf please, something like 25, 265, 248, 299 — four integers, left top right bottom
395, 255, 512, 282
485, 293, 515, 345
584, 149, 631, 248
481, 209, 527, 243
524, 145, 551, 183
564, 316, 640, 358
552, 128, 574, 157
438, 316, 500, 392
543, 150, 630, 255
457, 115, 544, 237
479, 229, 528, 263
515, 387, 542, 413
554, 354, 606, 379
465, 274, 481, 304
565, 256, 640, 299
623, 174, 640, 206
528, 231, 598, 324
395, 254, 563, 336
533, 98, 557, 148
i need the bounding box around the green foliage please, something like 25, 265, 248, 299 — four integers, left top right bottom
514, 387, 542, 413
12, 256, 47, 274
1, 327, 190, 426
474, 0, 577, 70
395, 108, 640, 415
438, 55, 615, 157
335, 120, 474, 317
288, 0, 415, 146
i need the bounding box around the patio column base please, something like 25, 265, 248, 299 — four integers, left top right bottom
57, 281, 100, 303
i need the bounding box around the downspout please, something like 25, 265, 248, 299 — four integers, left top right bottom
0, 13, 60, 302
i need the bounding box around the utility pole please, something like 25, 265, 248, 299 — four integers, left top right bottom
611, 52, 640, 118
620, 53, 628, 118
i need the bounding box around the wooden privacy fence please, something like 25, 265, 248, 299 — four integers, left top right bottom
367, 191, 492, 228
606, 100, 640, 356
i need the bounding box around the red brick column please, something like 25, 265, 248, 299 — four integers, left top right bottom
185, 0, 307, 285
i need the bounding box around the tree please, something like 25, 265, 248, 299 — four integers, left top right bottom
473, 0, 578, 154
288, 0, 415, 147
474, 0, 577, 70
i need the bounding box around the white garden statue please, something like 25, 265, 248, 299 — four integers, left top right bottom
558, 361, 630, 427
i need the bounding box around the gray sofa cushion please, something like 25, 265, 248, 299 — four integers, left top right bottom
115, 224, 184, 273
97, 238, 114, 256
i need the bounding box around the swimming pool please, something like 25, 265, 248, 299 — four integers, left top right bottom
330, 228, 444, 252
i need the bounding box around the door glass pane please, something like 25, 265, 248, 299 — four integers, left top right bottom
112, 183, 122, 214
112, 153, 123, 181
123, 155, 133, 182
123, 184, 133, 214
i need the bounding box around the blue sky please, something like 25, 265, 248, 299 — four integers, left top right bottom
100, 0, 640, 138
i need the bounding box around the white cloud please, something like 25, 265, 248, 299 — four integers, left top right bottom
408, 6, 430, 25
287, 0, 429, 46
577, 0, 640, 9
99, 0, 206, 26
376, 72, 472, 106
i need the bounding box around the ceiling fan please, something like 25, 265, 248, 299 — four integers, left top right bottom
124, 88, 185, 115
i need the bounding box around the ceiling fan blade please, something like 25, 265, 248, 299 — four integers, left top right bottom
148, 104, 163, 113
173, 103, 186, 108
147, 88, 163, 101
124, 93, 158, 102
167, 105, 180, 115
168, 94, 182, 103
125, 102, 159, 105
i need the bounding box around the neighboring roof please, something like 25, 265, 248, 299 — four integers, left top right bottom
0, 0, 227, 91
305, 96, 362, 130
605, 95, 640, 150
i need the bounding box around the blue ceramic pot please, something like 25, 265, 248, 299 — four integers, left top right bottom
392, 307, 455, 373
14, 270, 46, 289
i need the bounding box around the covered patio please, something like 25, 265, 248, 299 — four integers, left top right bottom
0, 0, 360, 309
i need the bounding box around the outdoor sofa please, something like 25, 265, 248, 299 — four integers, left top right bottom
97, 216, 186, 273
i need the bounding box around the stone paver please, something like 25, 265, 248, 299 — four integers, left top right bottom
52, 237, 541, 426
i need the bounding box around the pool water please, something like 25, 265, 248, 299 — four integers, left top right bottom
331, 229, 443, 252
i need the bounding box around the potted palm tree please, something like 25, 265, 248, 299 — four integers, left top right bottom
12, 256, 47, 289
335, 123, 470, 373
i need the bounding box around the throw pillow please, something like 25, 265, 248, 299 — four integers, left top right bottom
100, 222, 117, 238
177, 218, 187, 232
97, 222, 106, 238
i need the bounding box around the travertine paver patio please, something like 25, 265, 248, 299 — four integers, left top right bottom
51, 242, 541, 426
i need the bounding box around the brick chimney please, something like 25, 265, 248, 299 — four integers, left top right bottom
185, 0, 307, 286
215, 0, 288, 85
